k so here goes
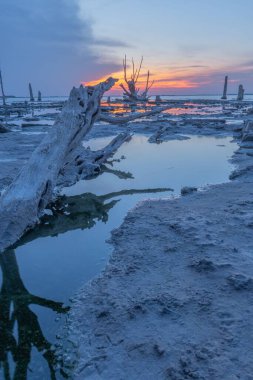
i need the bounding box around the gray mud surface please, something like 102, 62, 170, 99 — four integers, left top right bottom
58, 100, 253, 379
1, 99, 253, 379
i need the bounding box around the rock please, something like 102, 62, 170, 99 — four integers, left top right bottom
227, 274, 253, 290
190, 259, 216, 272
181, 186, 198, 196
0, 123, 9, 133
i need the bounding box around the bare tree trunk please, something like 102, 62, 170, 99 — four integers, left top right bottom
221, 76, 228, 100
237, 84, 244, 101
120, 56, 154, 102
0, 78, 117, 252
0, 70, 6, 107
29, 83, 35, 102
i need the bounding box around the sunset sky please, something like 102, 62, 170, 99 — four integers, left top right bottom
1, 0, 253, 96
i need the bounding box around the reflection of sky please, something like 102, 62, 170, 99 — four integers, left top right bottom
76, 134, 237, 196
0, 133, 237, 377
1, 0, 253, 95
14, 134, 237, 301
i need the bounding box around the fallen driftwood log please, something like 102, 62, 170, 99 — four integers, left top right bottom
0, 77, 124, 252
100, 106, 169, 124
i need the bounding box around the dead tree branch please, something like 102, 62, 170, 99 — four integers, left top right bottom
120, 56, 154, 102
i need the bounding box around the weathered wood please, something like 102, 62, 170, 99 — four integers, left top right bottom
0, 77, 117, 252
29, 83, 35, 102
237, 84, 244, 101
221, 75, 228, 100
0, 70, 6, 106
120, 56, 154, 102
57, 132, 131, 187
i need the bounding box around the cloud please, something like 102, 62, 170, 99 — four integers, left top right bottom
93, 38, 132, 48
0, 0, 123, 95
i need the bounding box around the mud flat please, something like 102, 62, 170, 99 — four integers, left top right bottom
62, 122, 253, 379
1, 98, 253, 378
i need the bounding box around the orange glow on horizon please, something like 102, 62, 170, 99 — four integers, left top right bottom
82, 60, 244, 93
83, 68, 200, 92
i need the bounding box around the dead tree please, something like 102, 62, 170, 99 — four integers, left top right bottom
0, 76, 172, 251
38, 90, 42, 102
120, 56, 154, 102
0, 77, 121, 252
221, 76, 228, 100
29, 83, 34, 102
0, 70, 6, 107
237, 84, 244, 101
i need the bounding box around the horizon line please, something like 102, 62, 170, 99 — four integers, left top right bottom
2, 93, 253, 98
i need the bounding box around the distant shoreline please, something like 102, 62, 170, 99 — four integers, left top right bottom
2, 93, 253, 98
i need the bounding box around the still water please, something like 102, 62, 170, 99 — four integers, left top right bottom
0, 134, 237, 379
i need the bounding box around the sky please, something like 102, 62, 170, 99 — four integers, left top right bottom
1, 0, 253, 96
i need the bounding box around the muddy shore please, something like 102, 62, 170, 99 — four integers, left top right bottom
1, 100, 253, 379
61, 105, 253, 379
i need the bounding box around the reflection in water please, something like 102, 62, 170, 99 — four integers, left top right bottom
162, 105, 222, 116
0, 134, 237, 379
0, 249, 69, 379
18, 187, 171, 244
101, 102, 154, 115
1, 187, 171, 379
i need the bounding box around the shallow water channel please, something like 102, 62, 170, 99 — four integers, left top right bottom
0, 134, 237, 379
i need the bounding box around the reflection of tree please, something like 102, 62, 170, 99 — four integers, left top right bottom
18, 187, 172, 245
1, 186, 171, 378
0, 249, 69, 380
99, 164, 134, 180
